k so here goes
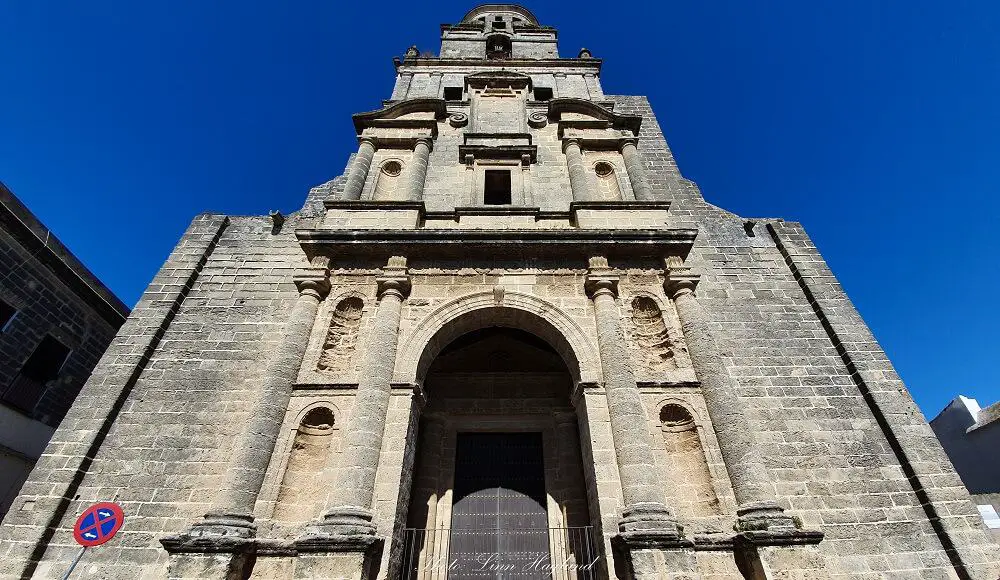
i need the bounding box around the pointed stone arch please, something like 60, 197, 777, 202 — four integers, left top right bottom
394, 291, 602, 385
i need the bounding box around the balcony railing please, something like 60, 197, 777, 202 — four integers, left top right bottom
400, 526, 601, 580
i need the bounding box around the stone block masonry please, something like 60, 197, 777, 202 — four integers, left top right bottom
2, 4, 998, 580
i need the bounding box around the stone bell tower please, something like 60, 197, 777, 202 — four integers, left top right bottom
2, 4, 998, 580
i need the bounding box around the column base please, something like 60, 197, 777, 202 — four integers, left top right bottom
617, 502, 689, 547
735, 501, 801, 533
170, 510, 257, 540
303, 505, 379, 537
732, 505, 825, 579
160, 512, 258, 579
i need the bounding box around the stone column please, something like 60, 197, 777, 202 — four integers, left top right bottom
404, 137, 432, 201
307, 256, 411, 538
620, 139, 654, 201
564, 138, 593, 202
343, 137, 378, 201
584, 257, 683, 543
663, 257, 801, 534
162, 266, 329, 578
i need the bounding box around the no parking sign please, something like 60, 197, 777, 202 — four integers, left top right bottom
62, 502, 125, 579
72, 502, 124, 547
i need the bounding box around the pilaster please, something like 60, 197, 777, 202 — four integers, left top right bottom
343, 137, 378, 201
584, 257, 689, 561
663, 256, 823, 573
298, 257, 410, 559
162, 265, 330, 576
564, 138, 593, 202
619, 139, 654, 201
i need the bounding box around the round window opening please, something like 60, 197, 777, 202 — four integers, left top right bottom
594, 161, 615, 177
381, 161, 403, 177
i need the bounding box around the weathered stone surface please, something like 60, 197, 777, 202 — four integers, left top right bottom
2, 4, 998, 580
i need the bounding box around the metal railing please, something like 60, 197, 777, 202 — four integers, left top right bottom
400, 526, 601, 580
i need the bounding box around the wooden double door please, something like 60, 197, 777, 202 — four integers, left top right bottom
448, 432, 551, 579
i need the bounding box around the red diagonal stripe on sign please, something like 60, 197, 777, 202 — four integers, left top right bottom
79, 507, 116, 540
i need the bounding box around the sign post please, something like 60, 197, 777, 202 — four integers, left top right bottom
63, 502, 125, 579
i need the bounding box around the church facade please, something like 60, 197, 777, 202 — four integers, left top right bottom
1, 5, 997, 579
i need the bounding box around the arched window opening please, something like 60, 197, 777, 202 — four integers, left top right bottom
300, 406, 335, 431
317, 297, 364, 373
372, 159, 403, 201
659, 404, 721, 517
275, 406, 337, 522
486, 34, 512, 59
593, 161, 623, 200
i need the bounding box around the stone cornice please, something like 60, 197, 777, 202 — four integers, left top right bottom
569, 200, 671, 211
322, 199, 673, 217
394, 58, 602, 73
351, 98, 447, 135
295, 227, 697, 262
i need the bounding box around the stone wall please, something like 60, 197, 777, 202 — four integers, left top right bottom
2, 6, 999, 580
0, 185, 128, 518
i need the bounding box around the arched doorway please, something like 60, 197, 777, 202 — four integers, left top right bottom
401, 327, 599, 580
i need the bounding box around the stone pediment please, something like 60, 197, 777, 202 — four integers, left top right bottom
352, 98, 448, 134
548, 98, 642, 137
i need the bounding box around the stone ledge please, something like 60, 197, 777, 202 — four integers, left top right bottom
323, 200, 426, 212
569, 200, 671, 211
297, 228, 697, 260
735, 528, 825, 547
160, 534, 385, 557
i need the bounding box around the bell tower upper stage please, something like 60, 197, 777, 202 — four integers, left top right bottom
390, 3, 604, 102
305, 3, 692, 261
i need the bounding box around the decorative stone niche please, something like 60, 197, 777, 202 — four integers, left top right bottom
659, 403, 721, 518
592, 160, 623, 201
274, 406, 336, 523
317, 296, 364, 374
372, 159, 404, 201
630, 296, 683, 372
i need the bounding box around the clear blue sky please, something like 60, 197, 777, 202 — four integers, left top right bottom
1, 1, 997, 416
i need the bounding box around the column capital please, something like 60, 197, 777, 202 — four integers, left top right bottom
413, 136, 434, 151
584, 256, 619, 299
618, 138, 639, 152
663, 256, 700, 299
357, 135, 378, 149
293, 267, 331, 299
376, 276, 411, 300
376, 256, 411, 300
562, 137, 582, 152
